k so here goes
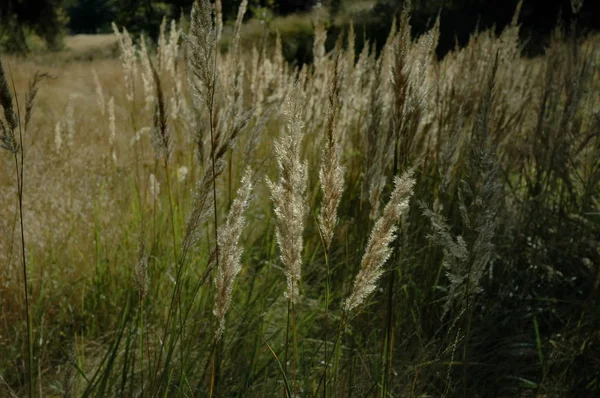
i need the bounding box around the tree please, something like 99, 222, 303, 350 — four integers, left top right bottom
0, 0, 68, 51
66, 0, 114, 34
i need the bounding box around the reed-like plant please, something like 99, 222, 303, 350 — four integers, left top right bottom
0, 53, 47, 398
1, 1, 599, 396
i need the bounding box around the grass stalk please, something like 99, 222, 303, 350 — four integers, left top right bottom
208, 23, 220, 396
323, 249, 330, 398
15, 152, 34, 398
7, 67, 35, 398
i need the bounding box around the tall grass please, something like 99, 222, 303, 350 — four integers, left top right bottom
0, 1, 599, 396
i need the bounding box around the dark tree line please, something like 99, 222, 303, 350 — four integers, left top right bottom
1, 0, 599, 53
0, 0, 67, 51
0, 0, 320, 51
361, 0, 600, 57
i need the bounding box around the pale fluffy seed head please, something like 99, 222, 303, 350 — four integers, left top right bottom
215, 0, 223, 42
231, 0, 248, 58
149, 173, 160, 201
318, 57, 344, 250
177, 166, 189, 183
135, 240, 148, 300
139, 34, 155, 111
182, 159, 225, 253
112, 23, 137, 102
266, 89, 308, 304
54, 121, 63, 152
318, 151, 344, 249
0, 53, 18, 135
345, 171, 416, 313
108, 97, 116, 146
158, 17, 167, 68
166, 20, 182, 77
108, 97, 117, 163
188, 0, 218, 110
92, 69, 105, 116
214, 167, 254, 340
313, 16, 327, 70
150, 67, 172, 161
66, 94, 76, 148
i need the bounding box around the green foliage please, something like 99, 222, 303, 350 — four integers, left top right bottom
65, 0, 115, 33
0, 0, 69, 51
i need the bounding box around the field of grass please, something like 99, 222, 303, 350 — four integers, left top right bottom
1, 0, 599, 396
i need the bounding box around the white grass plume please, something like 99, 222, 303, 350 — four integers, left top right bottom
139, 34, 155, 111
54, 121, 63, 152
345, 171, 416, 313
230, 0, 248, 59
108, 96, 117, 163
135, 240, 148, 300
313, 15, 327, 70
214, 167, 254, 340
266, 89, 308, 305
421, 203, 469, 317
66, 94, 76, 148
112, 23, 137, 102
318, 56, 344, 250
92, 69, 105, 116
188, 0, 218, 111
215, 0, 223, 42
182, 159, 226, 254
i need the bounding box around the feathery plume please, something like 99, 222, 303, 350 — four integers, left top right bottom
158, 17, 167, 69
24, 72, 49, 133
182, 159, 226, 254
318, 55, 344, 250
112, 23, 137, 102
313, 15, 327, 71
346, 21, 356, 70
266, 89, 308, 304
66, 95, 76, 148
108, 97, 117, 163
54, 121, 63, 152
150, 60, 171, 161
250, 46, 261, 116
345, 171, 416, 313
215, 0, 223, 42
188, 0, 218, 111
166, 20, 182, 76
230, 0, 248, 59
0, 52, 17, 132
217, 62, 252, 161
421, 204, 469, 317
135, 240, 148, 300
92, 69, 105, 115
139, 35, 155, 111
149, 173, 161, 202
0, 52, 18, 154
178, 166, 189, 183
363, 59, 387, 220
214, 168, 254, 340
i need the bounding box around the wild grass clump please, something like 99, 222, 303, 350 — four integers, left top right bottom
0, 1, 599, 396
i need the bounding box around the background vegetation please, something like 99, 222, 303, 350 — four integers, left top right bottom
1, 0, 599, 397
2, 0, 600, 55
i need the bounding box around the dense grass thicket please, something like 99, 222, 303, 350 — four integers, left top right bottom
1, 0, 599, 396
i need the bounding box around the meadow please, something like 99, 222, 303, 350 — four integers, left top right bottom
1, 0, 599, 396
